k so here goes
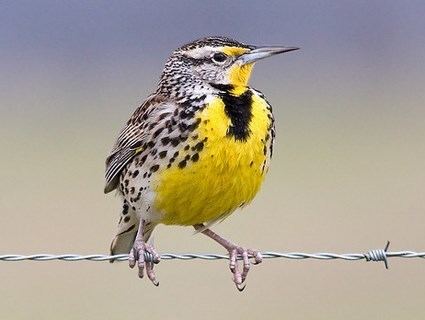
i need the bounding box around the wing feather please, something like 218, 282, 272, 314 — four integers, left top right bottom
104, 94, 166, 193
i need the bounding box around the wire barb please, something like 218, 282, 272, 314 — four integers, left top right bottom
364, 241, 390, 269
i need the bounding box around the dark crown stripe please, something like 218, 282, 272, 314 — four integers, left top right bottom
179, 36, 254, 51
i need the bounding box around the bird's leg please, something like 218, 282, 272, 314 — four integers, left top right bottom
129, 219, 161, 286
193, 224, 262, 291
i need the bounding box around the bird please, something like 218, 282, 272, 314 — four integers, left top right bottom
105, 36, 298, 290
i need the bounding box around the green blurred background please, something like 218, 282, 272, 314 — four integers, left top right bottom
1, 1, 424, 319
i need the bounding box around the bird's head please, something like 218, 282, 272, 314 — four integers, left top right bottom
157, 36, 299, 98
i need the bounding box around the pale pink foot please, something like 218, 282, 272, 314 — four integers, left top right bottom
194, 224, 263, 291
227, 246, 263, 291
129, 220, 161, 286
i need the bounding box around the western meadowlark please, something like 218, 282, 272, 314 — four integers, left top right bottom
105, 36, 298, 290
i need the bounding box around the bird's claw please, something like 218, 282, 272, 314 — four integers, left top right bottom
129, 240, 160, 286
236, 283, 246, 292
228, 246, 262, 291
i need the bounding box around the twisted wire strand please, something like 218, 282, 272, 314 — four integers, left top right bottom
1, 252, 424, 262
1, 244, 424, 268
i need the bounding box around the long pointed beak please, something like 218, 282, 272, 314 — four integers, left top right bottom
238, 46, 299, 64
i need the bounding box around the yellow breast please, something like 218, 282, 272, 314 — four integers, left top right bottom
153, 91, 273, 226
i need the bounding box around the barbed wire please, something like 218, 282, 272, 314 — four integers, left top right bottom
1, 242, 424, 269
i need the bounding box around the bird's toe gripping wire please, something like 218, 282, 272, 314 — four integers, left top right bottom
129, 240, 161, 286
228, 247, 263, 292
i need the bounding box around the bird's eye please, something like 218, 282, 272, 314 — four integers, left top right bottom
211, 52, 227, 64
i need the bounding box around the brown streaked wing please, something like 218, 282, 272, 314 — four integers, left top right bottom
104, 94, 166, 193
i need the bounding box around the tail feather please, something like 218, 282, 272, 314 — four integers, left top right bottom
110, 224, 138, 256
109, 201, 156, 261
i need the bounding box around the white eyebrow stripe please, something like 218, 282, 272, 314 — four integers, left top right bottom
183, 46, 221, 59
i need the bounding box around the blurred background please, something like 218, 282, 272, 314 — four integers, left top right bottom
1, 1, 424, 319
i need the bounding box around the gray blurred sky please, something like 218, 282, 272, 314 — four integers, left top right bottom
2, 1, 425, 110
2, 0, 425, 143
